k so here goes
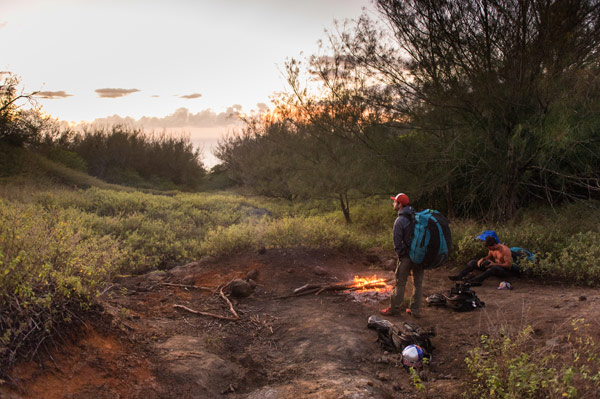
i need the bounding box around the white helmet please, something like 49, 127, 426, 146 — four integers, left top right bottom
401, 344, 425, 368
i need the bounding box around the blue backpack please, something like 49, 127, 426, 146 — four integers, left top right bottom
509, 247, 536, 272
409, 209, 452, 269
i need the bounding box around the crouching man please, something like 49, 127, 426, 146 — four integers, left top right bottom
449, 235, 514, 286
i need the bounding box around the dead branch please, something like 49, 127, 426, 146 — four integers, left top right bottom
173, 304, 239, 321
275, 287, 323, 299
314, 281, 388, 295
293, 283, 323, 294
219, 287, 239, 319
161, 282, 213, 291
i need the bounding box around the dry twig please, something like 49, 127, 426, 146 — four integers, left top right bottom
161, 282, 213, 291
219, 287, 239, 319
173, 304, 239, 321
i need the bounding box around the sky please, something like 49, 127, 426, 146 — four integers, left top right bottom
0, 0, 376, 166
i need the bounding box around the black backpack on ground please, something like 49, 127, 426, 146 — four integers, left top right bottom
439, 283, 485, 312
367, 316, 435, 354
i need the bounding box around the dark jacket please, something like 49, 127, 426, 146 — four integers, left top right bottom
393, 206, 415, 258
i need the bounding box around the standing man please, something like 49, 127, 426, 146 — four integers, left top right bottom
381, 193, 422, 317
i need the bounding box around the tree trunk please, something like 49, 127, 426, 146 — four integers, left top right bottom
339, 192, 352, 223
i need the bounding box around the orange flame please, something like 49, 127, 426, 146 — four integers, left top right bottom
351, 275, 392, 292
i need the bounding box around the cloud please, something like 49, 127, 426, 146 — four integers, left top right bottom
95, 88, 140, 98
180, 93, 202, 99
87, 106, 245, 129
36, 90, 73, 99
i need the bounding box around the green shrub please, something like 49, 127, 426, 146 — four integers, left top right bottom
0, 201, 121, 372
533, 232, 600, 286
42, 147, 87, 172
464, 320, 600, 399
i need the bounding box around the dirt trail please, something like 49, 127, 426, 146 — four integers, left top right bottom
2, 248, 600, 399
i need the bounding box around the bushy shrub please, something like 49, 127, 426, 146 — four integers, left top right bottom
41, 147, 87, 172
0, 201, 121, 372
534, 232, 600, 286
464, 320, 600, 399
68, 126, 206, 190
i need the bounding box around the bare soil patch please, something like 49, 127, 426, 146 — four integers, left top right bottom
2, 248, 600, 399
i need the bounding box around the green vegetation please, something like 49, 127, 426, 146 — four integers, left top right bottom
464, 319, 600, 399
1, 179, 598, 375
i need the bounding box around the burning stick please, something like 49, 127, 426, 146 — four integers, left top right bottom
289, 276, 393, 297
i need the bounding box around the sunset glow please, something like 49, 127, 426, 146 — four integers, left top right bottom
0, 0, 374, 166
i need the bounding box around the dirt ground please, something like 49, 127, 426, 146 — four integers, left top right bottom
2, 248, 600, 399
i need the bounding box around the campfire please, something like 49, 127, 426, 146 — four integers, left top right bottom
289, 274, 393, 303
348, 275, 392, 292
345, 275, 393, 303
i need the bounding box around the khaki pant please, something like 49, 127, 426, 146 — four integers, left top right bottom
390, 256, 424, 315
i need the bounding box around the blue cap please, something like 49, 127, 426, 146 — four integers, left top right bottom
475, 230, 499, 243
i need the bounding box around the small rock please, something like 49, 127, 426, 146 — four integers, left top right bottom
366, 254, 381, 264
247, 279, 257, 288
181, 274, 196, 286
246, 269, 259, 281
384, 259, 397, 271
313, 266, 328, 276
579, 295, 587, 301
258, 246, 266, 255
199, 256, 216, 265
146, 270, 166, 283
229, 279, 254, 297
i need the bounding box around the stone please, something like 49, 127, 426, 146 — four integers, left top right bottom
366, 254, 381, 264
384, 259, 397, 271
229, 279, 254, 297
313, 266, 328, 275
246, 269, 259, 281
181, 274, 196, 286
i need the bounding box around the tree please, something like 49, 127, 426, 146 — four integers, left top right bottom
0, 73, 40, 146
338, 0, 600, 219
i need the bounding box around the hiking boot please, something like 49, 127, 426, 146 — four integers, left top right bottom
448, 275, 462, 281
380, 307, 394, 316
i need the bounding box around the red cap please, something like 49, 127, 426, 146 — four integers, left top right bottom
390, 193, 409, 206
